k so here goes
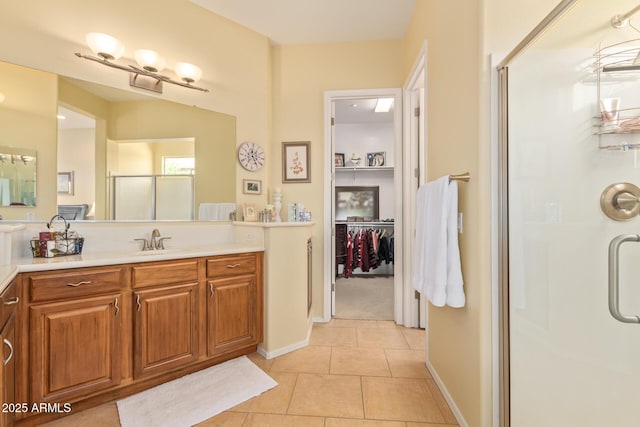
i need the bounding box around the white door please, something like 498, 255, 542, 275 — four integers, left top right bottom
505, 1, 640, 425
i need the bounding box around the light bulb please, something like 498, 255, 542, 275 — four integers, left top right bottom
86, 33, 125, 60
134, 49, 166, 72
174, 62, 202, 83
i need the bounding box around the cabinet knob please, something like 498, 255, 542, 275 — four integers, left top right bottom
209, 283, 215, 298
136, 294, 142, 312
114, 297, 120, 317
226, 264, 240, 268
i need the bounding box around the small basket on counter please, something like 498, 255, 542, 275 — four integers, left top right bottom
30, 215, 85, 258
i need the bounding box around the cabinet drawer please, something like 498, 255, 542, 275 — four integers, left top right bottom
0, 279, 18, 328
29, 267, 126, 302
207, 254, 256, 278
132, 259, 199, 289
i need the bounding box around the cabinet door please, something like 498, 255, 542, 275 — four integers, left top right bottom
207, 275, 257, 356
29, 294, 122, 404
133, 283, 198, 379
1, 313, 15, 427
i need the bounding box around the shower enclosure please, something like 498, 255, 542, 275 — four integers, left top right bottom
500, 0, 640, 425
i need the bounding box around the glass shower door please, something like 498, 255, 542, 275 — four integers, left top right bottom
507, 1, 640, 425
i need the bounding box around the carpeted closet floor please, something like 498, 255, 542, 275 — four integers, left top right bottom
334, 276, 394, 320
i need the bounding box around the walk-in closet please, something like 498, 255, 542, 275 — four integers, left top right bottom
332, 97, 396, 320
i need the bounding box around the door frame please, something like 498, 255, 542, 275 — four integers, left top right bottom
322, 88, 403, 323
402, 41, 428, 329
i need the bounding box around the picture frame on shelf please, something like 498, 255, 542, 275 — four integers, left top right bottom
335, 153, 345, 168
243, 203, 257, 222
335, 186, 379, 221
243, 179, 262, 195
367, 151, 386, 167
282, 141, 311, 183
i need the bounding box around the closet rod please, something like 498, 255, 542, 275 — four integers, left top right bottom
449, 172, 471, 182
336, 221, 395, 227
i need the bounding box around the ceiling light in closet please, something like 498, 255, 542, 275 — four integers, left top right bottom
374, 98, 394, 113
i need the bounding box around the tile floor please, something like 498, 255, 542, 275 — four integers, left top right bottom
43, 319, 458, 427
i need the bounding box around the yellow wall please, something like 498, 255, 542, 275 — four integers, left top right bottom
270, 40, 404, 318
58, 128, 96, 207
403, 1, 485, 426
0, 62, 57, 220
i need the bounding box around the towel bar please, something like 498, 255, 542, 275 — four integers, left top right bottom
449, 172, 470, 182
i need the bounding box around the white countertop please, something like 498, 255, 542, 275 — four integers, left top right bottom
0, 242, 264, 292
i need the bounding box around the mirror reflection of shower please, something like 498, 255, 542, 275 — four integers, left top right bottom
0, 146, 37, 206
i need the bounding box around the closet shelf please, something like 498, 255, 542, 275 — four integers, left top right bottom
335, 166, 393, 172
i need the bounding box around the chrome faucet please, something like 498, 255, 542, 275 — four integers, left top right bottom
150, 228, 161, 249
134, 229, 172, 251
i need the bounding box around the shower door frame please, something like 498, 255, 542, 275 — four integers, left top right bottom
496, 1, 580, 426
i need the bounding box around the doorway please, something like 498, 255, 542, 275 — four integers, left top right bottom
323, 88, 403, 323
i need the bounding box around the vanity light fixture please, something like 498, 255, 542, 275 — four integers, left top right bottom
374, 98, 394, 113
75, 32, 208, 93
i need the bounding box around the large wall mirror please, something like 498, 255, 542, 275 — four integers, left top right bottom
0, 60, 237, 221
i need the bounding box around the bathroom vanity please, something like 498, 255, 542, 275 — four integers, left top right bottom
0, 220, 313, 425
16, 251, 262, 425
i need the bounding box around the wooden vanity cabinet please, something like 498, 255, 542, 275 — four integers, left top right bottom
131, 260, 199, 379
0, 280, 18, 427
25, 266, 127, 405
206, 253, 263, 356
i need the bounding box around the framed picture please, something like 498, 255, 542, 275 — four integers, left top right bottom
57, 171, 74, 195
243, 179, 262, 195
367, 151, 386, 167
335, 186, 379, 221
335, 153, 345, 168
243, 203, 257, 222
282, 141, 310, 183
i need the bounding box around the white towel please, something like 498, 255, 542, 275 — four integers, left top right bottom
412, 176, 465, 307
198, 203, 236, 221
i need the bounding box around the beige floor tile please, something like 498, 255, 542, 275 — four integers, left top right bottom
401, 328, 426, 350
325, 418, 406, 427
331, 319, 380, 328
330, 347, 391, 377
385, 349, 431, 379
377, 320, 401, 329
270, 345, 332, 373
310, 326, 358, 346
247, 352, 275, 372
426, 379, 458, 424
244, 413, 325, 426
357, 328, 409, 349
406, 423, 457, 427
41, 403, 120, 427
362, 377, 445, 423
288, 373, 364, 418
231, 372, 297, 414
196, 411, 248, 426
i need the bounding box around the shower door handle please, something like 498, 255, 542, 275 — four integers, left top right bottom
608, 234, 640, 323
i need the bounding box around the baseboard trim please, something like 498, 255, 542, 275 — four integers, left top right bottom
257, 320, 314, 359
426, 360, 470, 427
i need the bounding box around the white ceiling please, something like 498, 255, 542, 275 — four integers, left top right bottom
335, 98, 394, 124
190, 0, 416, 45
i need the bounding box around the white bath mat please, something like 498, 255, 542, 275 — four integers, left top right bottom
116, 356, 277, 427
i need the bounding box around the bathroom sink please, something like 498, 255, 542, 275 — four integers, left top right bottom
131, 248, 182, 257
